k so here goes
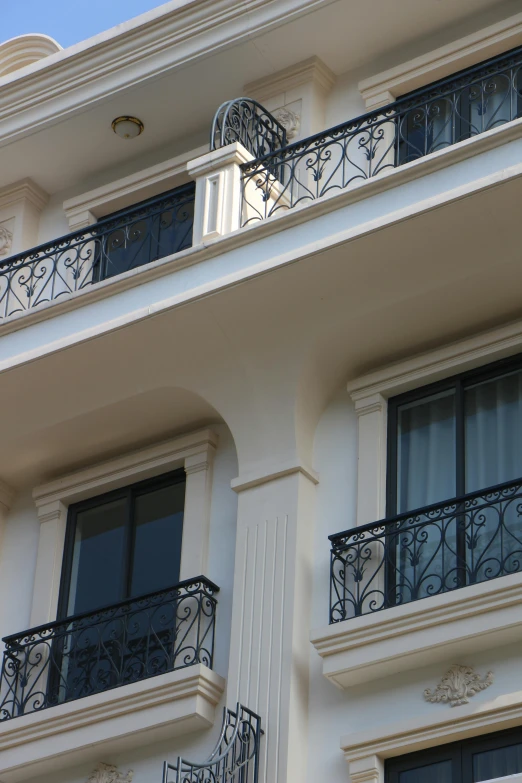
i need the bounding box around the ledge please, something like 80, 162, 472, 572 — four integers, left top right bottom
311, 572, 522, 689
0, 664, 225, 783
342, 688, 522, 783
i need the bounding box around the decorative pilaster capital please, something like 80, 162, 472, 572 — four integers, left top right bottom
347, 754, 384, 783
353, 392, 387, 417
35, 498, 68, 524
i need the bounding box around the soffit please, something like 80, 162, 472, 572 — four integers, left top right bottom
0, 0, 511, 194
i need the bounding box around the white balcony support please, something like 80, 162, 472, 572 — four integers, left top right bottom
188, 143, 253, 244
0, 664, 225, 783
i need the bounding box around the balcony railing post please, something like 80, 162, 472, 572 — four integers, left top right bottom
187, 143, 254, 245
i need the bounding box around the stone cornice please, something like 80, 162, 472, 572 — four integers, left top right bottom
0, 0, 335, 146
244, 56, 336, 103
0, 178, 49, 212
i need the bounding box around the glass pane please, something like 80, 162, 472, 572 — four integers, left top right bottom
465, 369, 522, 492
473, 740, 522, 781
130, 480, 185, 598
67, 497, 127, 616
399, 759, 453, 783
397, 389, 456, 513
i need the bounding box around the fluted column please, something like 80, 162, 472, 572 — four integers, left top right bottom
228, 464, 318, 783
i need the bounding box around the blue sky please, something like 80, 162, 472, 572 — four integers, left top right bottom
2, 0, 169, 49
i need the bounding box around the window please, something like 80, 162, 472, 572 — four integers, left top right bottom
386, 727, 522, 783
91, 183, 195, 282
387, 354, 522, 516
58, 470, 186, 618
397, 45, 522, 166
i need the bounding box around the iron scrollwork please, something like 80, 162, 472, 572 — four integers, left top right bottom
329, 477, 522, 623
0, 182, 195, 320
239, 44, 522, 224
0, 576, 218, 721
210, 97, 287, 159
163, 703, 262, 783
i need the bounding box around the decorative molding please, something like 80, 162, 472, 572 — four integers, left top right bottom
0, 665, 225, 783
359, 12, 522, 108
33, 428, 218, 507
348, 317, 522, 403
272, 107, 301, 140
0, 226, 13, 257
0, 178, 49, 213
245, 56, 336, 103
424, 665, 493, 708
0, 34, 62, 79
342, 688, 522, 783
231, 460, 319, 493
86, 764, 133, 783
63, 145, 206, 228
311, 570, 522, 689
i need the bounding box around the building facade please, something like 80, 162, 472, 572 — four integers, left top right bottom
0, 2, 521, 783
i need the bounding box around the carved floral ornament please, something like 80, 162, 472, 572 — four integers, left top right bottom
0, 226, 13, 257
272, 107, 301, 140
86, 763, 134, 783
424, 665, 493, 708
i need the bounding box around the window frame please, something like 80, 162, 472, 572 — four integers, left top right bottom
57, 468, 186, 620
31, 429, 217, 629
386, 352, 522, 517
385, 726, 522, 783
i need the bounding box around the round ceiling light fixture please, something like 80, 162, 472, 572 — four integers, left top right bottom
111, 116, 144, 139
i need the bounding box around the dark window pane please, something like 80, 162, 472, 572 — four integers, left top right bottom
398, 760, 453, 783
465, 369, 522, 492
130, 481, 185, 597
397, 389, 456, 513
473, 741, 522, 781
68, 497, 127, 615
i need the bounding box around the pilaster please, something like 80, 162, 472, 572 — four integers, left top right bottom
228, 465, 318, 783
181, 443, 216, 579
352, 392, 387, 526
30, 499, 68, 626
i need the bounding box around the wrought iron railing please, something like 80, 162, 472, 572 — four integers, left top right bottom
0, 182, 195, 320
329, 478, 522, 623
211, 97, 287, 159
163, 703, 262, 783
240, 45, 522, 225
0, 576, 218, 720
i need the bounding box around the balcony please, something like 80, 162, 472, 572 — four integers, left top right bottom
0, 181, 195, 320
219, 44, 522, 225
0, 575, 217, 720
0, 577, 225, 782
311, 480, 522, 689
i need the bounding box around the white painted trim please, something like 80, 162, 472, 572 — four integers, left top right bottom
63, 145, 206, 228
0, 179, 48, 213
0, 664, 225, 783
311, 571, 522, 689
341, 688, 522, 783
348, 318, 522, 402
231, 461, 319, 493
359, 12, 522, 108
244, 56, 336, 104
30, 429, 218, 626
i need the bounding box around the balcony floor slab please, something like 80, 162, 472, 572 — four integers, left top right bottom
0, 664, 225, 783
311, 572, 522, 689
